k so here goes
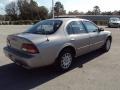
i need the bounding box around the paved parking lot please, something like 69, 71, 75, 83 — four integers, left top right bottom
0, 25, 120, 90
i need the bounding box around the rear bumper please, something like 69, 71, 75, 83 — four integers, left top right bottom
4, 46, 56, 69
3, 47, 35, 69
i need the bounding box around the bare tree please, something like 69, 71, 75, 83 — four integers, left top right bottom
5, 1, 18, 20
93, 6, 101, 15
68, 10, 84, 15
54, 1, 66, 17
17, 0, 31, 20
5, 0, 49, 20
17, 0, 48, 20
38, 6, 48, 20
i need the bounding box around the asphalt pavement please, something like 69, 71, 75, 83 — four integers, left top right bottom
0, 25, 120, 90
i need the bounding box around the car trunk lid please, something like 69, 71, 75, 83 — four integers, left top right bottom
7, 33, 47, 51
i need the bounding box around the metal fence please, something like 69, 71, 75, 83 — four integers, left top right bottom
0, 15, 120, 25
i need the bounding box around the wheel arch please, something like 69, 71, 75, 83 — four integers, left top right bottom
107, 35, 112, 42
56, 44, 76, 59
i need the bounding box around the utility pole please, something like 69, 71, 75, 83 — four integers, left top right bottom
52, 0, 54, 19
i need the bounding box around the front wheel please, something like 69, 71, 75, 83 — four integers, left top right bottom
108, 24, 111, 28
102, 38, 111, 52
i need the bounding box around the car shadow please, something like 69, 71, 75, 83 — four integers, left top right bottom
105, 26, 120, 28
0, 49, 105, 90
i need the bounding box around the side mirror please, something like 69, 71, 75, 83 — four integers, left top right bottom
98, 28, 104, 32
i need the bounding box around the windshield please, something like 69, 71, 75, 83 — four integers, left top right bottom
25, 20, 62, 35
110, 18, 120, 21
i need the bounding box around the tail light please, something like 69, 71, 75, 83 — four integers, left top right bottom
7, 36, 10, 47
21, 43, 39, 54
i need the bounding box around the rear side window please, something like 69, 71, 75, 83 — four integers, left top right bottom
66, 23, 73, 34
67, 21, 86, 34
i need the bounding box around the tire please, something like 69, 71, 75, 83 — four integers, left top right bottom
102, 38, 111, 52
55, 49, 74, 71
108, 24, 111, 28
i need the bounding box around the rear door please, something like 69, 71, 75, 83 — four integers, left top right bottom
66, 21, 90, 56
83, 21, 104, 51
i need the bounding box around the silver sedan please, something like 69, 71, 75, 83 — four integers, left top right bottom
4, 18, 112, 71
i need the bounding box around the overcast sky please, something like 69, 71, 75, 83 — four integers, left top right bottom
0, 0, 120, 15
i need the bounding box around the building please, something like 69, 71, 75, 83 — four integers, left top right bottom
57, 15, 120, 25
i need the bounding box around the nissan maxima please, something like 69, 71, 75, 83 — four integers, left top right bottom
4, 18, 112, 71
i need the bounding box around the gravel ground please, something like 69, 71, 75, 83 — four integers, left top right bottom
0, 25, 120, 90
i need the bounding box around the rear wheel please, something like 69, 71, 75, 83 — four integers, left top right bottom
55, 49, 74, 71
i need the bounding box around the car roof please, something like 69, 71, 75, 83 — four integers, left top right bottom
48, 18, 89, 22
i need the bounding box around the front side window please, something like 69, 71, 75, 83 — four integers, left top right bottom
67, 21, 86, 34
26, 20, 62, 35
83, 21, 98, 33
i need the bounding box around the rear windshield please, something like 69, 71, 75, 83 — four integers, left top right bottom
25, 20, 62, 35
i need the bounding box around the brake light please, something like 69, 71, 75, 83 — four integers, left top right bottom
21, 43, 39, 54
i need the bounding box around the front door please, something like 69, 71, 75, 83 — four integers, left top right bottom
83, 21, 104, 51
